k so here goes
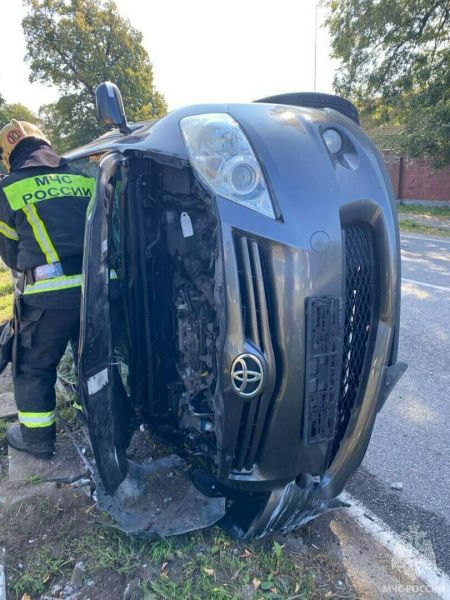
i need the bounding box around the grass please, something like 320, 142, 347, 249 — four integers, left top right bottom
0, 418, 7, 448
11, 549, 72, 597
397, 203, 450, 217
25, 473, 44, 485
398, 219, 450, 237
57, 400, 77, 424
79, 527, 316, 599
0, 266, 13, 322
9, 502, 319, 600
396, 203, 450, 237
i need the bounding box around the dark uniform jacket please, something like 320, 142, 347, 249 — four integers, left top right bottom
0, 140, 94, 308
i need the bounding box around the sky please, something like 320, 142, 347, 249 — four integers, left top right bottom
0, 0, 339, 114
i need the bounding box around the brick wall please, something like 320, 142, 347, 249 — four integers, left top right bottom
383, 153, 450, 202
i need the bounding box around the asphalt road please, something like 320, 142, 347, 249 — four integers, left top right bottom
347, 233, 450, 575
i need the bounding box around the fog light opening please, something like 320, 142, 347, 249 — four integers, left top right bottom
323, 128, 343, 154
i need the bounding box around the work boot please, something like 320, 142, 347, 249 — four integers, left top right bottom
6, 423, 55, 459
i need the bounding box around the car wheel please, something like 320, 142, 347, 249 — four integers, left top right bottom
255, 92, 360, 125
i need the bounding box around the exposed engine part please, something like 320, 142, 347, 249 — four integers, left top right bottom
161, 206, 218, 436
174, 285, 216, 426
165, 208, 216, 305
183, 258, 214, 305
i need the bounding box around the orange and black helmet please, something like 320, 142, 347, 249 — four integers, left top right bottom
0, 120, 50, 171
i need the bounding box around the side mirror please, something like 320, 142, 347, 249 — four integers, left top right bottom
95, 82, 131, 134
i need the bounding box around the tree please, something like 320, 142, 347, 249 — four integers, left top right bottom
325, 0, 450, 165
0, 95, 7, 126
22, 0, 167, 152
0, 96, 40, 174
0, 95, 38, 128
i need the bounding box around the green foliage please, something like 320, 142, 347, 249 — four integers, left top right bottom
0, 419, 8, 449
0, 95, 39, 176
0, 103, 38, 127
25, 473, 44, 485
0, 269, 14, 297
325, 0, 450, 165
398, 219, 450, 237
0, 95, 39, 130
0, 94, 9, 127
139, 532, 316, 600
397, 202, 450, 237
0, 269, 13, 322
397, 203, 450, 217
11, 549, 71, 597
22, 0, 167, 153
6, 488, 323, 599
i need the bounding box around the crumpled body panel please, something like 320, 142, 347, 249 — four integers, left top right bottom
75, 101, 405, 539
95, 456, 226, 537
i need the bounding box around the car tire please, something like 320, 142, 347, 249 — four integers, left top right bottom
255, 92, 360, 125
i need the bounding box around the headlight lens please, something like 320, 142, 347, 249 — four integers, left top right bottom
180, 113, 275, 218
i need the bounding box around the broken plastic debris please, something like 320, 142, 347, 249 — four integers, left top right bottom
95, 455, 225, 537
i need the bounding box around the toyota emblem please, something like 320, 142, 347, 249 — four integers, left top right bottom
231, 353, 264, 398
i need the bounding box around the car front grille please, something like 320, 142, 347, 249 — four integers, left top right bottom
331, 222, 377, 459
231, 223, 376, 471
232, 234, 276, 472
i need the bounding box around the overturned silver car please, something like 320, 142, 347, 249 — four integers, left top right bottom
64, 83, 406, 539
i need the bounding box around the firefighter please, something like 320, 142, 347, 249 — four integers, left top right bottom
0, 120, 94, 458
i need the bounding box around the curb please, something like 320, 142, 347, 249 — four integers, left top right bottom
341, 492, 450, 599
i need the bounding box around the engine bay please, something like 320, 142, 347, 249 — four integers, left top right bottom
163, 207, 219, 439
116, 158, 221, 470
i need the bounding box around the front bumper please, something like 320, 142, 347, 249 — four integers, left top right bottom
210, 104, 404, 499
220, 358, 407, 540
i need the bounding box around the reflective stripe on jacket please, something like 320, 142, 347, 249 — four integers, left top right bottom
0, 168, 94, 274
0, 144, 95, 305
22, 270, 118, 295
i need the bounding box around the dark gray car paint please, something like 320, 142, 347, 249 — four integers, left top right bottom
78, 153, 129, 492
70, 102, 404, 538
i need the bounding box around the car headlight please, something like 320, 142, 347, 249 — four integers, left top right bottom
180, 113, 276, 219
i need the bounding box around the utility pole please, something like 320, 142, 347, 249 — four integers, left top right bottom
314, 2, 318, 91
